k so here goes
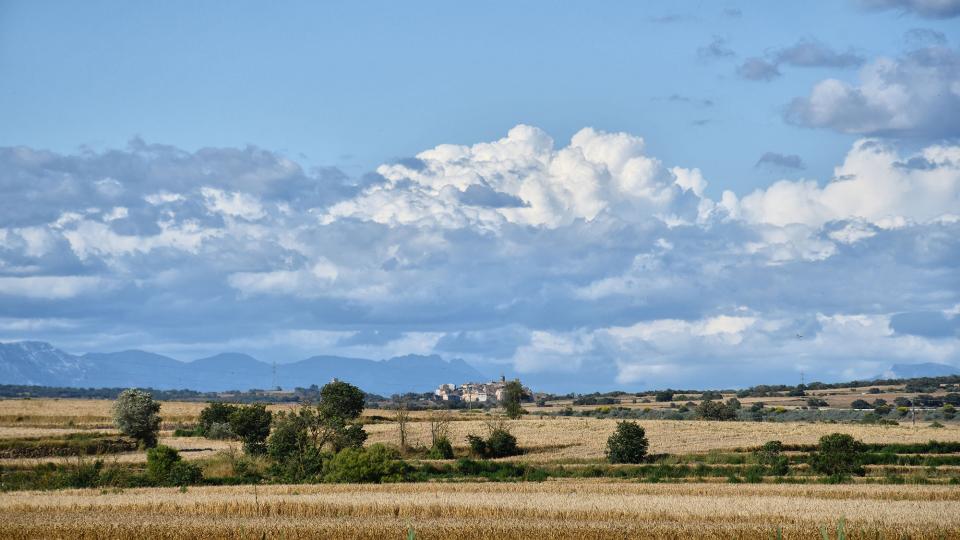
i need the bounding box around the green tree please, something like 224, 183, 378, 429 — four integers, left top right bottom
605, 421, 649, 464
808, 433, 866, 480
112, 389, 161, 448
311, 381, 368, 452
319, 380, 365, 420
502, 380, 525, 419
229, 403, 273, 455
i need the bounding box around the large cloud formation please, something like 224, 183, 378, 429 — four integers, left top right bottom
786, 46, 960, 137
1, 127, 958, 391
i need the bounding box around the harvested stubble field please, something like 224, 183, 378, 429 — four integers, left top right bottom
365, 417, 960, 461
1, 481, 958, 539
2, 398, 960, 465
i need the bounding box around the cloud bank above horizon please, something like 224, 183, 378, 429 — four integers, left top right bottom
1, 121, 959, 391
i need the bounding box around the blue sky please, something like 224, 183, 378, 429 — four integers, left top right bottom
1, 1, 959, 391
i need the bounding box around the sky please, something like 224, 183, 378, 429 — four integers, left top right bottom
0, 0, 959, 392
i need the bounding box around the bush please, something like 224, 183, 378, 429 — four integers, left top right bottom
322, 444, 408, 483
206, 422, 236, 440
808, 433, 866, 479
147, 445, 202, 486
467, 434, 488, 457
112, 389, 161, 448
696, 400, 737, 421
850, 399, 871, 409
654, 391, 674, 402
229, 404, 273, 455
606, 421, 649, 464
755, 440, 789, 476
427, 437, 454, 459
466, 428, 520, 459
198, 403, 239, 436
486, 428, 519, 458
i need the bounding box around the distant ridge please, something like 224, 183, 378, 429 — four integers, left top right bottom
877, 362, 959, 380
0, 341, 486, 396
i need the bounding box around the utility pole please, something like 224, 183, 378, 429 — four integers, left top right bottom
272, 360, 277, 390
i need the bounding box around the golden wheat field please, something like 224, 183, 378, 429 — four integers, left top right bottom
1, 481, 958, 539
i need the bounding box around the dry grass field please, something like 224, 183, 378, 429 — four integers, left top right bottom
366, 417, 960, 462
2, 397, 960, 538
1, 481, 958, 539
2, 398, 959, 466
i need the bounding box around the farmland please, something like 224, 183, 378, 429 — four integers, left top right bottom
1, 482, 958, 539
2, 387, 960, 538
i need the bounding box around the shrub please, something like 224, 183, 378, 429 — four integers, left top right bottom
146, 445, 202, 486
198, 403, 239, 436
322, 444, 408, 483
696, 400, 737, 421
112, 389, 161, 448
466, 428, 520, 459
205, 422, 236, 440
229, 404, 273, 455
427, 436, 454, 459
486, 428, 519, 458
654, 391, 674, 402
808, 433, 866, 479
850, 399, 871, 409
755, 440, 789, 476
606, 421, 648, 464
943, 404, 957, 420
467, 434, 488, 457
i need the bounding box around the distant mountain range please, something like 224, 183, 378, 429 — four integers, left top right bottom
0, 341, 487, 396
878, 362, 959, 380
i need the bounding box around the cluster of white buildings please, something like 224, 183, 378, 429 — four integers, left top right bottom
434, 376, 526, 403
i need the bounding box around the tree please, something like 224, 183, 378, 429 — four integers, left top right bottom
502, 380, 525, 419
696, 399, 737, 421
606, 421, 648, 464
230, 403, 273, 455
113, 389, 161, 448
850, 399, 872, 410
808, 433, 866, 479
319, 380, 366, 420
393, 402, 411, 451
299, 380, 369, 453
